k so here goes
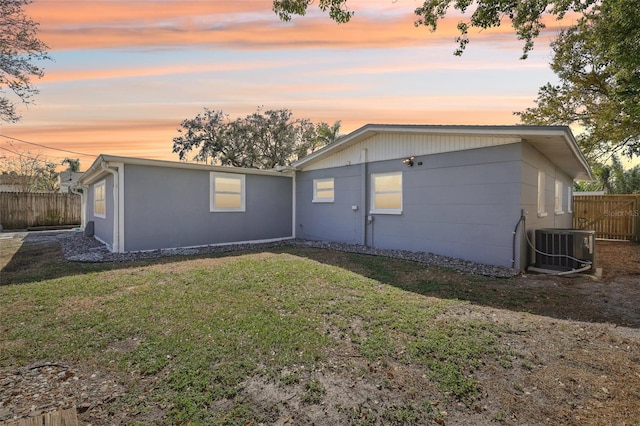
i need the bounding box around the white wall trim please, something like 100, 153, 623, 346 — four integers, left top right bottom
210, 172, 246, 212
292, 171, 297, 238
117, 163, 125, 253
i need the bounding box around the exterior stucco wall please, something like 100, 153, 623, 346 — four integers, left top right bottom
121, 164, 292, 252
520, 142, 575, 268
295, 165, 363, 244
297, 143, 524, 268
368, 144, 523, 268
88, 174, 114, 247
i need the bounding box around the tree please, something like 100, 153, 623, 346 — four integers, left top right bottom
0, 145, 58, 192
62, 158, 81, 172
272, 0, 597, 58
315, 120, 342, 146
1, 0, 50, 122
172, 107, 327, 169
575, 156, 640, 194
517, 0, 640, 161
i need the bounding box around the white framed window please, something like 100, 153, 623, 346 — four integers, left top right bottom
313, 178, 334, 203
555, 179, 564, 215
210, 172, 245, 212
371, 171, 402, 214
94, 180, 106, 219
567, 186, 573, 213
537, 170, 547, 217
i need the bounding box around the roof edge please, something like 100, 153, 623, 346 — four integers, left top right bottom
78, 154, 291, 185
293, 124, 593, 180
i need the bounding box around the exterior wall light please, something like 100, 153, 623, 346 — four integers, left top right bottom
403, 157, 414, 167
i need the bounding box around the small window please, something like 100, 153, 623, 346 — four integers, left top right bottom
555, 179, 564, 214
537, 171, 547, 217
94, 180, 106, 219
210, 172, 245, 212
371, 172, 402, 214
567, 186, 573, 213
313, 178, 334, 203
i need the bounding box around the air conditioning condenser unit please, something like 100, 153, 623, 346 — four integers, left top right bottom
534, 228, 595, 271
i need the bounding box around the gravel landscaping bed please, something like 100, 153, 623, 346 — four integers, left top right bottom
59, 231, 517, 277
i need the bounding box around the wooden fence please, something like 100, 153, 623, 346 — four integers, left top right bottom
0, 192, 81, 230
573, 194, 640, 241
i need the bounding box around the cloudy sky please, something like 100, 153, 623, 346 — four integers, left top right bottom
1, 0, 577, 170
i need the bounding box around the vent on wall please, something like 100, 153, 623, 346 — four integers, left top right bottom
534, 229, 595, 271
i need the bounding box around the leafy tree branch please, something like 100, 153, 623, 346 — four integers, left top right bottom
1, 0, 51, 122
272, 0, 597, 58
172, 107, 340, 169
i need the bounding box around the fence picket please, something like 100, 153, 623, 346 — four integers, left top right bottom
0, 193, 81, 230
573, 195, 639, 241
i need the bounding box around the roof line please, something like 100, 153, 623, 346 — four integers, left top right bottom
79, 154, 291, 185
293, 123, 577, 168
292, 123, 593, 181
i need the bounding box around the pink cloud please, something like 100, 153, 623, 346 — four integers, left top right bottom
28, 1, 580, 52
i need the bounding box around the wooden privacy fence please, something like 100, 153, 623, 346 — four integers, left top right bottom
0, 192, 81, 230
573, 194, 640, 241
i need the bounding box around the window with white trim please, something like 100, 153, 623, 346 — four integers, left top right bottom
313, 178, 334, 203
94, 180, 106, 218
371, 171, 402, 214
210, 172, 245, 212
555, 179, 564, 214
567, 186, 573, 213
537, 171, 547, 217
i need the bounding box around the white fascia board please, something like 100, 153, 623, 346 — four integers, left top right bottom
79, 154, 293, 185
78, 155, 114, 186
99, 155, 292, 177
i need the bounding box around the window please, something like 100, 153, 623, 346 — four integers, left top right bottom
371, 172, 402, 214
537, 171, 547, 217
555, 179, 564, 214
94, 180, 106, 218
313, 178, 334, 203
567, 186, 573, 213
210, 172, 245, 212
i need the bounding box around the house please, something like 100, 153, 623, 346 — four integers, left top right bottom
77, 124, 593, 271
76, 156, 293, 253
59, 170, 84, 193
0, 174, 37, 192
0, 174, 24, 192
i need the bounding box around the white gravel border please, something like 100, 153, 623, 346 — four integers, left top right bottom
58, 232, 517, 278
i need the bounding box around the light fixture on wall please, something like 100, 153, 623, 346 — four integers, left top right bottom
402, 156, 414, 167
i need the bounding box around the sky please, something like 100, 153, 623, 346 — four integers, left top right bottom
0, 0, 580, 171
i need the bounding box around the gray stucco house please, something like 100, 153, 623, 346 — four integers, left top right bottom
76, 124, 592, 271
76, 156, 293, 253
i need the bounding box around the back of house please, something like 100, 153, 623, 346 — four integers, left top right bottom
293, 124, 592, 271
76, 124, 592, 272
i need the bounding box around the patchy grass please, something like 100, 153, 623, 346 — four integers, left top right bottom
0, 236, 513, 424
3, 234, 639, 425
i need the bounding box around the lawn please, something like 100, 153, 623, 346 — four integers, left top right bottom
1, 233, 639, 425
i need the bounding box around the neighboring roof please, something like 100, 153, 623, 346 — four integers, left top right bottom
0, 174, 29, 185
292, 124, 594, 181
78, 154, 292, 186
59, 171, 84, 184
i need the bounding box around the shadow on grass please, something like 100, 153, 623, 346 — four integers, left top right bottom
0, 231, 229, 286
2, 231, 638, 328
274, 246, 640, 329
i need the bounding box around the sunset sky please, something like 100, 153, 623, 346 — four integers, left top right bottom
1, 0, 578, 171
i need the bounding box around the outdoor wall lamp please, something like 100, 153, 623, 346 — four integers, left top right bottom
403, 156, 414, 167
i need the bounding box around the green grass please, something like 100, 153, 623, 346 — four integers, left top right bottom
1, 239, 516, 424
